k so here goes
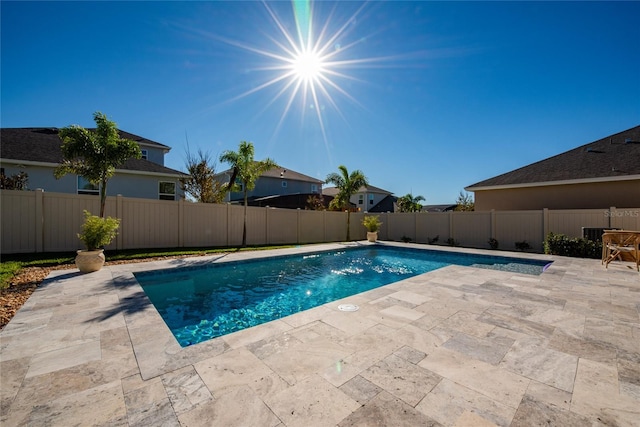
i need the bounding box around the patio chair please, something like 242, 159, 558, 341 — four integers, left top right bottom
602, 231, 640, 271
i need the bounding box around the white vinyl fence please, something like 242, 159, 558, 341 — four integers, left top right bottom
1, 189, 639, 254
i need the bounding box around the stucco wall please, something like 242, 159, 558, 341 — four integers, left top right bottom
474, 179, 640, 210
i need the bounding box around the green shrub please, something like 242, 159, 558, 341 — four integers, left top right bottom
515, 240, 531, 251
78, 210, 120, 251
362, 215, 382, 232
488, 238, 499, 250
543, 232, 602, 259
427, 235, 439, 244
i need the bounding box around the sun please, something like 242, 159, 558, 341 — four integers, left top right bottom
291, 49, 325, 83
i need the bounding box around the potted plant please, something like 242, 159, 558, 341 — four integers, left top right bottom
362, 215, 382, 242
75, 210, 120, 273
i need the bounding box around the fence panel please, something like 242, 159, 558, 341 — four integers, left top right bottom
43, 193, 105, 252
241, 206, 266, 246
299, 210, 325, 244
182, 202, 228, 247
385, 213, 415, 242
324, 211, 347, 242
452, 211, 491, 248
267, 208, 298, 244
416, 213, 449, 244
120, 198, 179, 249
548, 209, 609, 238
609, 208, 640, 230
495, 210, 544, 251
1, 190, 37, 253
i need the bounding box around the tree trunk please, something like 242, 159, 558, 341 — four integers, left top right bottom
242, 189, 248, 247
100, 178, 108, 218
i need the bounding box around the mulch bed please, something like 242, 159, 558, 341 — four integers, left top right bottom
0, 254, 214, 330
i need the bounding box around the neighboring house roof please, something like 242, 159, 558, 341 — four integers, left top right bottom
217, 166, 323, 184
369, 195, 396, 213
322, 184, 393, 196
466, 125, 640, 190
421, 204, 457, 213
0, 128, 184, 176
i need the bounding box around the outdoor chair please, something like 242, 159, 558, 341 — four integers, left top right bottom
602, 231, 640, 271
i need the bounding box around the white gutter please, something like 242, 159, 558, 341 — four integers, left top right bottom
0, 158, 185, 178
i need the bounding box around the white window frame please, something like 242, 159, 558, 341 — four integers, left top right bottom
281, 180, 288, 188
358, 194, 364, 205
77, 176, 99, 195
310, 184, 318, 193
141, 149, 148, 160
369, 194, 375, 205
159, 181, 176, 200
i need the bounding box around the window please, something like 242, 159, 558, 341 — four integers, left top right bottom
369, 194, 374, 205
358, 194, 364, 205
77, 176, 99, 195
311, 184, 318, 193
281, 181, 288, 188
159, 181, 176, 200
141, 149, 148, 160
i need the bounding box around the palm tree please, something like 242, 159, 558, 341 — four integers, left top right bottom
220, 141, 278, 246
396, 193, 425, 213
326, 165, 368, 241
54, 112, 141, 217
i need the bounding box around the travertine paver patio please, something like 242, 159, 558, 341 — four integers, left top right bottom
1, 242, 639, 426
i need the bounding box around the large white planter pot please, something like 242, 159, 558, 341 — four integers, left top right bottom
75, 249, 105, 273
367, 232, 378, 242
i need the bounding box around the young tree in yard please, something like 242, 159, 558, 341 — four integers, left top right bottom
220, 141, 278, 247
455, 191, 475, 211
0, 171, 28, 190
325, 165, 368, 241
54, 112, 141, 217
396, 193, 425, 212
180, 149, 226, 203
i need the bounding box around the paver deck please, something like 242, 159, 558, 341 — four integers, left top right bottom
1, 242, 639, 426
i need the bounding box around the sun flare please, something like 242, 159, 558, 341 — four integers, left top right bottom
291, 49, 325, 83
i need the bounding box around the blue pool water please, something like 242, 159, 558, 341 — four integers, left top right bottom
135, 246, 551, 347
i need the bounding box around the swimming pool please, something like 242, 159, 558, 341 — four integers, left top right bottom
135, 245, 551, 347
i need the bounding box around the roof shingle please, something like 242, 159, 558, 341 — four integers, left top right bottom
466, 125, 640, 189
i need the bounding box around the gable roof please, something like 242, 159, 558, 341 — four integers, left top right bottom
322, 184, 392, 196
0, 127, 184, 176
466, 125, 640, 190
217, 166, 323, 184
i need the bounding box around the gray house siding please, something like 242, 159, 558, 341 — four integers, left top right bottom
2, 163, 183, 200
228, 176, 319, 201
139, 145, 166, 166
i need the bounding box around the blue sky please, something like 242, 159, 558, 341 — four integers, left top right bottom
2, 1, 639, 204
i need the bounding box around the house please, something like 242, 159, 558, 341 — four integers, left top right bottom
215, 166, 324, 208
0, 127, 186, 200
465, 125, 640, 210
323, 184, 394, 212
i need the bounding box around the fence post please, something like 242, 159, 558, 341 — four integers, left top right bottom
449, 211, 454, 242
225, 203, 230, 247
490, 209, 496, 240
116, 194, 123, 250
266, 207, 270, 245
35, 189, 44, 253
297, 209, 301, 244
